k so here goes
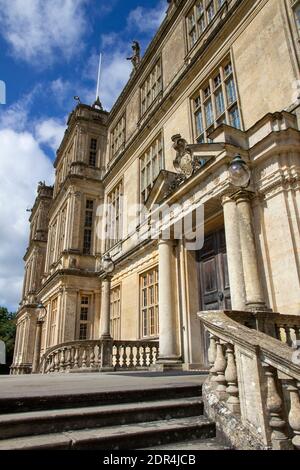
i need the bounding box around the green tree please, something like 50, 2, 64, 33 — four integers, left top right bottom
0, 307, 16, 371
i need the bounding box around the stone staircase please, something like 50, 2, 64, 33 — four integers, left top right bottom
0, 382, 226, 450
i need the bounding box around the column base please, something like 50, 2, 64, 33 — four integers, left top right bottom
151, 357, 183, 372
245, 302, 272, 312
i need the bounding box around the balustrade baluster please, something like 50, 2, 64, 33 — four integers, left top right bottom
114, 345, 120, 369
225, 343, 240, 414
142, 346, 147, 367
74, 347, 79, 369
275, 325, 282, 342
295, 327, 300, 342
287, 380, 300, 450
94, 344, 99, 369
122, 345, 128, 368
214, 339, 227, 399
129, 346, 134, 368
264, 364, 292, 449
284, 325, 293, 347
149, 345, 154, 366
90, 346, 95, 369
208, 334, 218, 381
65, 348, 71, 371
53, 351, 59, 372
59, 348, 66, 372
136, 346, 141, 368
81, 347, 87, 368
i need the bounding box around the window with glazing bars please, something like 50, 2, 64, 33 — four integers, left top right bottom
110, 286, 121, 339
193, 60, 241, 143
140, 135, 164, 203
83, 200, 94, 255
79, 295, 90, 340
140, 268, 159, 338
106, 182, 122, 250
141, 60, 162, 115
89, 138, 98, 167
187, 0, 226, 50
49, 298, 58, 346
110, 116, 125, 158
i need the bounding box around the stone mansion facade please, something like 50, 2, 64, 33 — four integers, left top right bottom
12, 0, 300, 375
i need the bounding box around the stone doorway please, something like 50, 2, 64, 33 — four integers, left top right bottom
197, 228, 231, 311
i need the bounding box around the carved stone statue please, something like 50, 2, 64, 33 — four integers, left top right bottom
127, 41, 141, 71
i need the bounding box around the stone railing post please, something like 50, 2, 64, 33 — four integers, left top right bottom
214, 339, 227, 399
208, 334, 217, 381
225, 343, 240, 414
287, 380, 300, 450
264, 364, 292, 450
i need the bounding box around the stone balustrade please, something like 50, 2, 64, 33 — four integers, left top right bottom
112, 340, 159, 370
41, 340, 101, 373
40, 339, 159, 374
272, 314, 300, 346
199, 310, 300, 450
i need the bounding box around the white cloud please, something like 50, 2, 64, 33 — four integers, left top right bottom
0, 85, 41, 131
0, 128, 54, 310
0, 0, 89, 66
0, 88, 58, 310
127, 0, 166, 34
35, 118, 66, 153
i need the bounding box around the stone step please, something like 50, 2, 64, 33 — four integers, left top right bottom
0, 384, 202, 414
0, 416, 216, 450
143, 437, 230, 450
0, 397, 203, 440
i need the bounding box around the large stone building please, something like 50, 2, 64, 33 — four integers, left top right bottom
12, 0, 300, 375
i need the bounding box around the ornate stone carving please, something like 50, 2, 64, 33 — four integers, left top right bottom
171, 134, 211, 179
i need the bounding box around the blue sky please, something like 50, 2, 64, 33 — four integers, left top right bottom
0, 0, 166, 311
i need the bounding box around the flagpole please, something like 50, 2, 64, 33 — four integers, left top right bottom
96, 52, 102, 100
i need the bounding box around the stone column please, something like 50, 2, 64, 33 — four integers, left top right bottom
99, 275, 113, 371
31, 320, 44, 374
156, 239, 181, 369
235, 190, 268, 311
222, 195, 246, 311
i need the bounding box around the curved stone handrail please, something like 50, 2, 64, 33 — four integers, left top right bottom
40, 340, 101, 374
198, 310, 300, 450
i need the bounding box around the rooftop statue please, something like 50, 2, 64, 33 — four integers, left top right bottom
127, 41, 141, 71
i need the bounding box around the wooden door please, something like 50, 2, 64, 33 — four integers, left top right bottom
197, 229, 231, 311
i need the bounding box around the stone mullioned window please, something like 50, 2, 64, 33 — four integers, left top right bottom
105, 181, 123, 250
187, 0, 226, 50
83, 199, 94, 255
141, 59, 162, 116
140, 268, 159, 338
140, 134, 164, 203
110, 286, 121, 340
89, 137, 98, 167
192, 60, 241, 143
79, 295, 90, 340
110, 116, 126, 159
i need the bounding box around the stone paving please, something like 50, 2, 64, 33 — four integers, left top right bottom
0, 371, 206, 399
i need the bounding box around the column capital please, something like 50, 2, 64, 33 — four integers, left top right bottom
158, 238, 175, 247
234, 189, 255, 204
221, 194, 235, 206
99, 273, 113, 282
